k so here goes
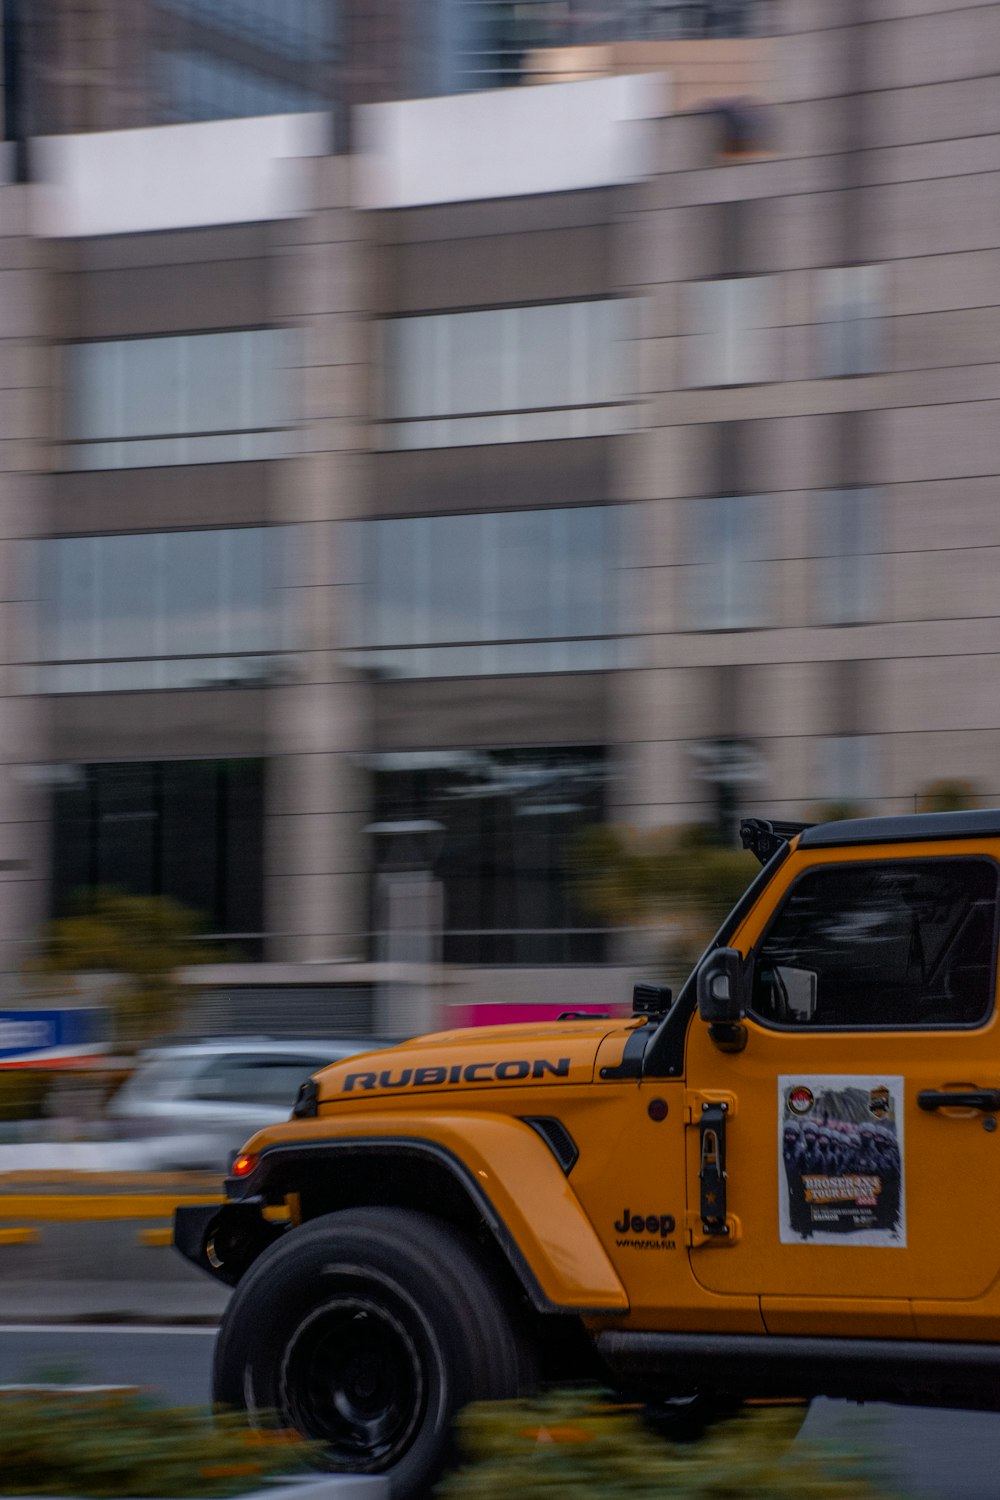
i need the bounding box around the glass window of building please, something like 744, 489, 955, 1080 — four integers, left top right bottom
685, 277, 776, 387
154, 1, 335, 121
156, 51, 329, 122
352, 505, 620, 679
156, 1, 334, 58
820, 265, 883, 377
65, 329, 294, 470
51, 759, 265, 959
369, 747, 608, 965
687, 494, 771, 630
818, 734, 878, 811
380, 300, 631, 449
815, 489, 880, 625
38, 527, 290, 694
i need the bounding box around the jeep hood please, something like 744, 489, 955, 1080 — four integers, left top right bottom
314, 1018, 638, 1104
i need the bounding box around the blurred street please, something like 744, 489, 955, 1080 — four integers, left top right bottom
2, 1323, 999, 1500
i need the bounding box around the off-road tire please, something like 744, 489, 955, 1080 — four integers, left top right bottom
213, 1207, 535, 1500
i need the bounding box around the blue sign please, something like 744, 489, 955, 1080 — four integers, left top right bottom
0, 1008, 106, 1061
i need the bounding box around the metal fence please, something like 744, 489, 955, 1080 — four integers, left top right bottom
457, 0, 779, 89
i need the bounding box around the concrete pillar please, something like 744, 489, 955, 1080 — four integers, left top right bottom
265, 156, 374, 964
0, 186, 52, 986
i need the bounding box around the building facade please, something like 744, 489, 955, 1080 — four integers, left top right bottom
5, 0, 774, 141
0, 0, 997, 1033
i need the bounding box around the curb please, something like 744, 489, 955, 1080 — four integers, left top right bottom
1, 1482, 387, 1499
0, 1277, 230, 1322
0, 1172, 222, 1187
1, 1482, 387, 1500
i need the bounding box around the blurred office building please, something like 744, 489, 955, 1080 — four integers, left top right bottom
5, 0, 774, 139
0, 0, 995, 1032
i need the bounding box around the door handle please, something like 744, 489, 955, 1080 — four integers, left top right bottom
917, 1088, 1000, 1113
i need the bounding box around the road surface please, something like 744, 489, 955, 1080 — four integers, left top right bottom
2, 1324, 999, 1497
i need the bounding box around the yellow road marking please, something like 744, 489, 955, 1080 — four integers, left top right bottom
0, 1227, 39, 1245
0, 1172, 222, 1188
0, 1195, 224, 1222
137, 1227, 174, 1247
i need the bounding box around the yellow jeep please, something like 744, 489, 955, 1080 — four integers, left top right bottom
175, 807, 1000, 1497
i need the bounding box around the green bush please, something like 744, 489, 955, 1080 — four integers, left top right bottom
437, 1390, 895, 1499
917, 779, 978, 813
0, 1391, 319, 1498
0, 1070, 53, 1122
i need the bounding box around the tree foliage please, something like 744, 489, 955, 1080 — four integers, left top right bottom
29, 890, 216, 1048
917, 779, 979, 813
0, 1069, 53, 1122
575, 823, 758, 979
807, 802, 865, 824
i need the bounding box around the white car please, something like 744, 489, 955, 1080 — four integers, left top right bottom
106, 1037, 386, 1171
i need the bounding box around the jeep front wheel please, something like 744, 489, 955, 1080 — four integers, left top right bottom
213, 1207, 535, 1499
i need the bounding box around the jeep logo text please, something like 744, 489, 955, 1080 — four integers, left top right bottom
614, 1208, 676, 1237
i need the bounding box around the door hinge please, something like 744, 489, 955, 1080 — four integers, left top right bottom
684, 1090, 737, 1124
685, 1092, 738, 1246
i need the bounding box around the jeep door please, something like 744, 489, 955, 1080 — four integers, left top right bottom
683, 841, 1000, 1335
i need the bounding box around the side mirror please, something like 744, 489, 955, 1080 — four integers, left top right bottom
697, 948, 747, 1025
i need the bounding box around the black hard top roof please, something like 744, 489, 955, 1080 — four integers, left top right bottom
799, 808, 1000, 849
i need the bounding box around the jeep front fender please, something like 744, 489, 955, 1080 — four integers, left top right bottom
228, 1112, 629, 1315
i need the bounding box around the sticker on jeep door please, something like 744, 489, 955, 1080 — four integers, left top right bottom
778, 1075, 905, 1247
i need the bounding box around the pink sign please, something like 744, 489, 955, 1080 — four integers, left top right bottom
448, 1002, 631, 1029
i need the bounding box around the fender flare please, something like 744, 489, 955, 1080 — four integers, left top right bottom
214, 1128, 628, 1316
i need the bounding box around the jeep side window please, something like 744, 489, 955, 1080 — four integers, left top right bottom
751, 859, 999, 1029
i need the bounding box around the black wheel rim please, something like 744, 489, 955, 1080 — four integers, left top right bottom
279, 1296, 426, 1471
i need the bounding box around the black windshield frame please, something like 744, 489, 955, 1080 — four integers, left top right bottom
641, 839, 791, 1077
